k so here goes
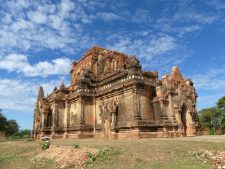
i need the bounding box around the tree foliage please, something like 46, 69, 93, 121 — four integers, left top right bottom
5, 120, 19, 136
217, 96, 225, 109
217, 96, 225, 129
221, 116, 225, 129
199, 107, 222, 129
12, 129, 31, 138
0, 111, 8, 131
0, 110, 19, 136
199, 95, 225, 133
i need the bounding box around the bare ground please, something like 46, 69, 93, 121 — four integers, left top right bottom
36, 145, 98, 168
1, 135, 225, 169
153, 135, 225, 143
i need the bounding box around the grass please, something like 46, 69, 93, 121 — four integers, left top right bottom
73, 143, 80, 149
0, 136, 224, 169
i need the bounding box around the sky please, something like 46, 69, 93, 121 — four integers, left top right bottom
0, 0, 225, 130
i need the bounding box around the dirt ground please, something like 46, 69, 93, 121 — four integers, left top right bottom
1, 135, 225, 169
154, 135, 225, 142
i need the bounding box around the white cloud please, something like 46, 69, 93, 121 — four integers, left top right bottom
196, 65, 225, 110
178, 25, 201, 37
145, 36, 177, 59
131, 9, 151, 24
197, 94, 225, 110
0, 78, 69, 113
27, 11, 47, 24
154, 1, 221, 35
1, 13, 13, 24
0, 0, 100, 54
0, 79, 36, 112
95, 12, 121, 21
106, 32, 188, 74
107, 33, 177, 60
1, 0, 222, 58
173, 11, 218, 25
0, 54, 71, 77
0, 54, 28, 72
206, 0, 225, 10
193, 68, 225, 90
60, 0, 75, 16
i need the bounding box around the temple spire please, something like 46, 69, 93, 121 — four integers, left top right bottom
37, 86, 44, 100
60, 81, 65, 89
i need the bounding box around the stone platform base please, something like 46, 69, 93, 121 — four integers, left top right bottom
111, 130, 185, 139
49, 132, 94, 139
39, 131, 198, 140
35, 128, 202, 140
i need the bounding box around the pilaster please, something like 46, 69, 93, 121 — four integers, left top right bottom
63, 101, 70, 139
51, 102, 58, 138
80, 99, 85, 126
133, 88, 142, 121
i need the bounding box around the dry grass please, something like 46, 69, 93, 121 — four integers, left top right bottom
36, 145, 98, 168
0, 136, 225, 169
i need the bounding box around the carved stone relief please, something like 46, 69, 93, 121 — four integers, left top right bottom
32, 47, 201, 139
97, 61, 106, 75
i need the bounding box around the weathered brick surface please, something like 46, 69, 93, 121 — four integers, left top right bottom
32, 46, 201, 139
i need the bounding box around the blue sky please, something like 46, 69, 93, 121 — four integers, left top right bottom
0, 0, 225, 130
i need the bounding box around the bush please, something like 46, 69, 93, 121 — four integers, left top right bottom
11, 129, 31, 139
86, 148, 114, 164
41, 141, 50, 150
84, 147, 120, 167
26, 138, 35, 141
73, 143, 80, 149
97, 148, 114, 161
208, 128, 216, 135
0, 111, 20, 136
87, 152, 96, 162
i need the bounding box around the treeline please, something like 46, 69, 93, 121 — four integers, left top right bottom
0, 109, 31, 138
198, 96, 225, 134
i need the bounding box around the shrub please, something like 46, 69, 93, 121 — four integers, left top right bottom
86, 148, 113, 164
41, 141, 50, 150
26, 138, 35, 141
87, 152, 96, 162
0, 112, 19, 136
73, 143, 80, 149
97, 148, 115, 161
11, 129, 31, 139
85, 147, 120, 167
208, 128, 216, 135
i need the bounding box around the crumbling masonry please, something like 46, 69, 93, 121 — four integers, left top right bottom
32, 46, 201, 139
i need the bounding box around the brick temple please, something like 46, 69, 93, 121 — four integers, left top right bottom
32, 46, 201, 139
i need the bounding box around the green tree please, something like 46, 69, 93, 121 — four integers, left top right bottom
198, 107, 222, 129
221, 116, 225, 129
0, 110, 8, 132
217, 96, 225, 131
12, 129, 31, 138
5, 120, 19, 136
217, 96, 225, 109
0, 109, 19, 136
198, 96, 225, 134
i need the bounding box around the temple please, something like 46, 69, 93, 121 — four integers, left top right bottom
32, 46, 201, 139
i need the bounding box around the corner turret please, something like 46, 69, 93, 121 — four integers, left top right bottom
37, 86, 44, 101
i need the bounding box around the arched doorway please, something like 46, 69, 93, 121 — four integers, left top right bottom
180, 105, 187, 136
46, 110, 52, 127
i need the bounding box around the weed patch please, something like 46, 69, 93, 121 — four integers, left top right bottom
85, 147, 120, 167
73, 143, 80, 149
40, 141, 50, 150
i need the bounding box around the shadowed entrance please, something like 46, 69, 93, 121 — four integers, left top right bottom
181, 105, 187, 136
